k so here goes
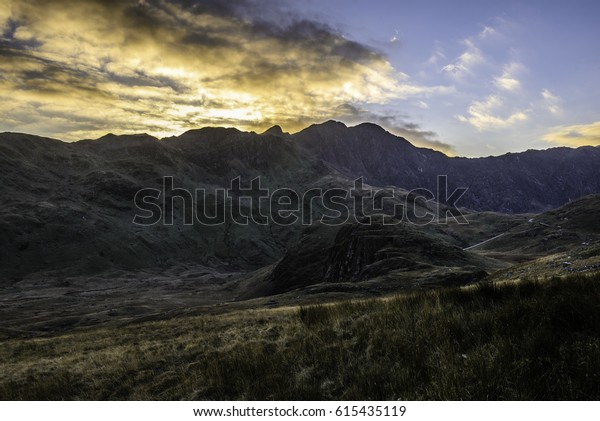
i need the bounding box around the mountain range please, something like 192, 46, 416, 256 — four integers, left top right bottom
1, 121, 600, 336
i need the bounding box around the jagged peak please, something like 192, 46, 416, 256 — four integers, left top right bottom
262, 125, 287, 137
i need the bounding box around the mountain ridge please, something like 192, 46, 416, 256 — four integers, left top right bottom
4, 121, 599, 159
2, 124, 600, 336
3, 121, 600, 215
3, 122, 599, 158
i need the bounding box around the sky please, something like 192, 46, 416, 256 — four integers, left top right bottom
0, 0, 599, 156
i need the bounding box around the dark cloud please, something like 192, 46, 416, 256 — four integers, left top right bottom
251, 18, 384, 65
180, 31, 234, 48
171, 0, 249, 16
104, 71, 181, 91
332, 39, 381, 63
122, 3, 166, 33
2, 18, 19, 39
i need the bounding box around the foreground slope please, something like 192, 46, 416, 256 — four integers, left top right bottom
1, 273, 599, 400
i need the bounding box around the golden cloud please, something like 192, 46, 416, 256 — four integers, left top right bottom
543, 121, 600, 147
0, 0, 451, 143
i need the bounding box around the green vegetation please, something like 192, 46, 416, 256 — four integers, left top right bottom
1, 273, 600, 400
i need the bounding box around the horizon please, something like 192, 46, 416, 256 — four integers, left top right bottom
1, 0, 599, 157
3, 119, 599, 159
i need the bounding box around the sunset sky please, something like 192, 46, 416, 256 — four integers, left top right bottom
0, 0, 599, 156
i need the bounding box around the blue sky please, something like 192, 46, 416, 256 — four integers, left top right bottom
291, 0, 600, 155
0, 0, 598, 156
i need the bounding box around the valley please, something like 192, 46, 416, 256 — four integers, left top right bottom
1, 123, 599, 341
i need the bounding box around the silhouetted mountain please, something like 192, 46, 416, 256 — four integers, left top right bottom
1, 122, 600, 283
262, 125, 287, 137
293, 121, 600, 213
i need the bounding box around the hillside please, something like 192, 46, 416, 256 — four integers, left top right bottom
2, 273, 599, 400
466, 194, 600, 259
1, 124, 600, 337
2, 122, 600, 282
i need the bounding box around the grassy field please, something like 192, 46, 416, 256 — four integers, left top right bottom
1, 272, 600, 400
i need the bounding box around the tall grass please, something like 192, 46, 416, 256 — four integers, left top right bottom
1, 273, 599, 400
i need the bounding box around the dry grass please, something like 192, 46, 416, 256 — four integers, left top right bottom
1, 273, 600, 400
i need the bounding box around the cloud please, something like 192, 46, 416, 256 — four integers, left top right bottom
426, 41, 446, 66
0, 0, 452, 140
543, 121, 600, 147
457, 94, 528, 131
442, 23, 532, 134
479, 26, 497, 39
439, 20, 506, 77
0, 2, 12, 35
441, 39, 483, 78
493, 62, 523, 91
541, 88, 562, 115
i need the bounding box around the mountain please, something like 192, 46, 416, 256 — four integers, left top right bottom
2, 123, 600, 281
1, 123, 600, 336
294, 121, 600, 213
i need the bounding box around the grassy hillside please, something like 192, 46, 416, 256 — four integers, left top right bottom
1, 272, 599, 400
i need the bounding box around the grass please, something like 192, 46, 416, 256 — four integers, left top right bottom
1, 272, 600, 400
